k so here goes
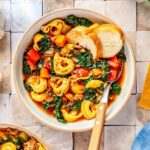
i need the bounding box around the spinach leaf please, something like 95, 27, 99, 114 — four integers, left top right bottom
77, 18, 93, 27
76, 51, 94, 69
65, 15, 78, 27
84, 88, 97, 102
23, 55, 32, 75
84, 76, 93, 84
39, 35, 51, 54
42, 96, 59, 110
24, 81, 33, 91
55, 97, 66, 123
69, 101, 82, 111
117, 47, 126, 62
94, 59, 110, 81
65, 15, 93, 27
95, 59, 109, 70
110, 82, 121, 94
13, 138, 26, 145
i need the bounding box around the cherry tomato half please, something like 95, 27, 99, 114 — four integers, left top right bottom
107, 56, 121, 69
73, 67, 90, 77
107, 68, 118, 81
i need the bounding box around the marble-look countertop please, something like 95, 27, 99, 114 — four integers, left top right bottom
0, 0, 150, 149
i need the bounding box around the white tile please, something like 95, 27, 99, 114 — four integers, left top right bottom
10, 63, 16, 94
23, 125, 42, 138
0, 62, 10, 94
104, 126, 134, 150
10, 94, 41, 125
136, 62, 149, 93
136, 31, 150, 61
11, 0, 42, 32
106, 95, 136, 125
75, 0, 105, 15
0, 32, 10, 63
137, 3, 150, 31
41, 126, 73, 150
11, 32, 23, 61
0, 94, 10, 122
74, 131, 104, 150
0, 0, 10, 31
125, 31, 136, 56
105, 1, 136, 31
43, 0, 73, 14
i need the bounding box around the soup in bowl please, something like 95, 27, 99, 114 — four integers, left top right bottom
13, 9, 135, 132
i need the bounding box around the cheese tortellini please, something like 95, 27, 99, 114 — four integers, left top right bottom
27, 76, 47, 93
50, 77, 69, 96
41, 19, 71, 35
31, 91, 48, 102
81, 100, 98, 119
33, 33, 44, 51
85, 80, 103, 89
71, 80, 85, 94
61, 106, 82, 122
1, 142, 17, 150
53, 53, 75, 75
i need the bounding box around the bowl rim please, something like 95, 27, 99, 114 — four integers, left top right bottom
0, 123, 48, 149
13, 8, 136, 132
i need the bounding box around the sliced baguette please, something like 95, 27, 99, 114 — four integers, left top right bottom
79, 32, 102, 59
94, 24, 124, 58
66, 24, 102, 59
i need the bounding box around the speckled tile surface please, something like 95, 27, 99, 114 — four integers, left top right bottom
0, 0, 150, 149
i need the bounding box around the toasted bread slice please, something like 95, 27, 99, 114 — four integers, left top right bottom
79, 32, 102, 59
66, 24, 102, 59
66, 26, 86, 44
94, 24, 124, 58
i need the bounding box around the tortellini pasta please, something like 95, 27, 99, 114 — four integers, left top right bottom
81, 100, 98, 119
71, 80, 85, 94
85, 80, 103, 89
1, 142, 17, 150
27, 76, 47, 93
33, 33, 44, 51
61, 106, 82, 122
30, 91, 48, 102
53, 53, 75, 75
41, 19, 71, 35
50, 77, 69, 96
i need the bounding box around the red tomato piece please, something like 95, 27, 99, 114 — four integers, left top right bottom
73, 68, 90, 77
107, 69, 118, 81
107, 56, 121, 69
27, 48, 41, 64
27, 58, 36, 70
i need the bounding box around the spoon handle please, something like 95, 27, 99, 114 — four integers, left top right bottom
88, 84, 111, 150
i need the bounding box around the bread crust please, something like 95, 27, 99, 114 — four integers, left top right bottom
88, 32, 102, 59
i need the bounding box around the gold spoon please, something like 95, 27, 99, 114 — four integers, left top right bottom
88, 63, 123, 150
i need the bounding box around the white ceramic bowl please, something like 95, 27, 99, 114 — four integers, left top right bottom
13, 8, 135, 132
0, 123, 48, 149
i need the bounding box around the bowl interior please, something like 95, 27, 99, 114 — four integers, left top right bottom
13, 8, 135, 132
